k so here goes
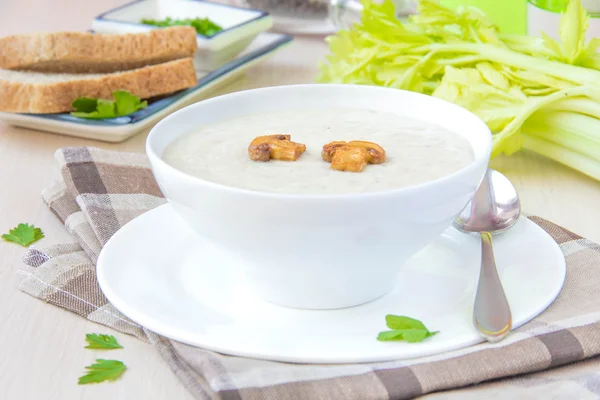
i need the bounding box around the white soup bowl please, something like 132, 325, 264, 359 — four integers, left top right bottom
146, 84, 492, 310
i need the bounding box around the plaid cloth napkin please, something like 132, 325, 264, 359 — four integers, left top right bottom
19, 147, 600, 399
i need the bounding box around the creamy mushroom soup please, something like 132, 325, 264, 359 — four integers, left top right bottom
162, 108, 475, 195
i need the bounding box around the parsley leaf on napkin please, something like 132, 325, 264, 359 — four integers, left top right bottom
71, 91, 147, 119
377, 315, 439, 343
2, 223, 44, 247
85, 334, 123, 350
78, 359, 127, 385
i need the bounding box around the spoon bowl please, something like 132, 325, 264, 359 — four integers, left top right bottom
454, 169, 521, 234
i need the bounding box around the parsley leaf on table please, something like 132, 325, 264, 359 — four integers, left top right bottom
85, 334, 123, 350
78, 359, 127, 385
377, 315, 439, 343
2, 223, 44, 247
70, 91, 147, 119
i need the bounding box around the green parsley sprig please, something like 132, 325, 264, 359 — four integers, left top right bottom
70, 91, 147, 120
78, 359, 127, 385
141, 17, 223, 36
85, 334, 123, 350
2, 223, 44, 247
79, 334, 126, 384
377, 315, 439, 343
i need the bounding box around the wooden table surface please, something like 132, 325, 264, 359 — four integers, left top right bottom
2, 1, 600, 399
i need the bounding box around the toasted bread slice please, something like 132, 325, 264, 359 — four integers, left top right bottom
0, 58, 198, 114
0, 27, 198, 73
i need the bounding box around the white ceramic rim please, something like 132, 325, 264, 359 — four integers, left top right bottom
146, 84, 493, 200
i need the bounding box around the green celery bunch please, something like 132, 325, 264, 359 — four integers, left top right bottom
319, 0, 600, 181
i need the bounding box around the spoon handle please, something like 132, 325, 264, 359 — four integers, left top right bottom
474, 232, 512, 343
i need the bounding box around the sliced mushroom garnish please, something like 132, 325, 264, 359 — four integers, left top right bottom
346, 141, 386, 164
248, 134, 306, 162
321, 140, 386, 172
321, 141, 348, 163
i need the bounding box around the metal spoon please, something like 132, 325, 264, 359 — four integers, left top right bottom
453, 169, 521, 343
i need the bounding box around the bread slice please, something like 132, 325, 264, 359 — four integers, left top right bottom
0, 27, 198, 73
0, 58, 198, 114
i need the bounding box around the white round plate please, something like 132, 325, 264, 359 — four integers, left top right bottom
97, 204, 566, 364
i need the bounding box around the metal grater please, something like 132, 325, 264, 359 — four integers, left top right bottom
223, 0, 329, 19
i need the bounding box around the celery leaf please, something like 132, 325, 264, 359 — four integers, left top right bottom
560, 0, 589, 64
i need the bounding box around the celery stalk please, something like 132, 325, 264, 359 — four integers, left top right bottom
419, 44, 600, 85
527, 110, 600, 145
500, 34, 558, 58
492, 85, 600, 157
523, 127, 600, 163
547, 98, 600, 119
522, 133, 600, 181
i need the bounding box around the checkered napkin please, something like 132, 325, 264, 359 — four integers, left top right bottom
19, 147, 600, 399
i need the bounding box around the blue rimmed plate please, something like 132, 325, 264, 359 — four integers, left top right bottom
0, 32, 292, 143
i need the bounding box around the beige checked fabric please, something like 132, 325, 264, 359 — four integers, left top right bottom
19, 147, 600, 399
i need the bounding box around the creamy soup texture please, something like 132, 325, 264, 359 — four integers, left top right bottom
162, 109, 475, 195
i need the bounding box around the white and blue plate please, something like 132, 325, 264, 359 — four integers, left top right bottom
0, 32, 292, 142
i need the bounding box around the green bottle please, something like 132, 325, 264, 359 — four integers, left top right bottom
528, 0, 600, 40
438, 0, 528, 34
529, 0, 599, 15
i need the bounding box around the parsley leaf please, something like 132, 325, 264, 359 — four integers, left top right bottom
70, 91, 147, 119
78, 359, 127, 385
377, 329, 438, 343
71, 97, 98, 113
96, 99, 118, 118
113, 91, 147, 116
141, 17, 223, 36
85, 334, 123, 350
2, 223, 44, 247
385, 315, 427, 331
377, 315, 439, 343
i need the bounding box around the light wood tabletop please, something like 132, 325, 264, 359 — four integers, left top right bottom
1, 1, 600, 399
